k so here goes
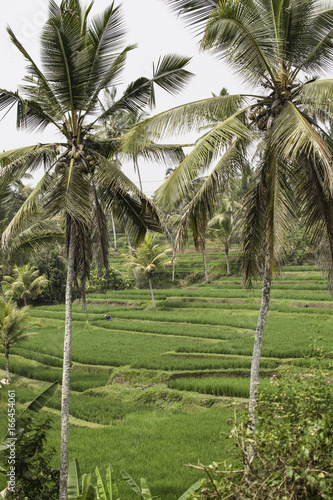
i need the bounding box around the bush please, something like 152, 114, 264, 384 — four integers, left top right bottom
86, 266, 134, 292
191, 369, 333, 499
0, 413, 59, 499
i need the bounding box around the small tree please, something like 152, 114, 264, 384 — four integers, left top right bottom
0, 300, 41, 381
3, 265, 48, 306
126, 235, 172, 310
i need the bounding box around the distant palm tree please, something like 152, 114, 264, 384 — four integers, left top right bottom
3, 265, 48, 306
124, 0, 333, 443
126, 235, 173, 310
0, 1, 191, 496
0, 300, 40, 381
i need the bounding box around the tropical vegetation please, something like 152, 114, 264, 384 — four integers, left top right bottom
0, 0, 191, 496
123, 0, 333, 435
0, 0, 333, 498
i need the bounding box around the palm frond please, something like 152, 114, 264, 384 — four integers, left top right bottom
41, 6, 90, 112
6, 27, 64, 120
297, 78, 333, 114
2, 173, 55, 248
201, 0, 279, 86
8, 220, 64, 257
84, 44, 136, 118
94, 157, 166, 243
149, 54, 193, 107
0, 89, 61, 132
296, 154, 333, 287
162, 0, 220, 30
121, 94, 246, 155
0, 144, 60, 184
272, 102, 333, 189
291, 6, 333, 78
155, 111, 251, 205
174, 140, 243, 251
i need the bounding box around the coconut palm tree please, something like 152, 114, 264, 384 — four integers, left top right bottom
125, 235, 173, 310
3, 265, 49, 306
207, 199, 241, 276
0, 300, 41, 381
122, 0, 333, 443
0, 1, 192, 497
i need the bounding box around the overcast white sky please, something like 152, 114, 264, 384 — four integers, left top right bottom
0, 0, 244, 196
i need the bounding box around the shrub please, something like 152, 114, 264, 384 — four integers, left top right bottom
191, 369, 333, 499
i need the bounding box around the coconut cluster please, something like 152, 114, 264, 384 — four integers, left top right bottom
248, 86, 294, 130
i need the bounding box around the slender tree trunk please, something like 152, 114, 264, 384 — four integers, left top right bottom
172, 250, 176, 282
81, 276, 87, 317
110, 210, 117, 251
5, 348, 11, 382
127, 233, 142, 288
59, 226, 76, 500
202, 239, 209, 283
0, 283, 6, 304
148, 276, 157, 310
134, 156, 143, 192
225, 243, 231, 276
247, 255, 272, 467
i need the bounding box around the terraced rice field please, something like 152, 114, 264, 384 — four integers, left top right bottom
0, 249, 332, 498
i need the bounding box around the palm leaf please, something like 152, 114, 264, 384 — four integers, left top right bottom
296, 154, 333, 287
291, 6, 333, 78
6, 26, 63, 119
162, 0, 220, 29
173, 140, 243, 251
272, 102, 333, 190
0, 89, 61, 132
149, 54, 192, 107
155, 112, 251, 205
0, 143, 60, 183
297, 78, 333, 114
201, 0, 278, 86
2, 172, 55, 248
121, 94, 246, 155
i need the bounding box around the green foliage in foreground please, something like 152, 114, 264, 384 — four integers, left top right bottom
191, 369, 333, 499
67, 459, 203, 500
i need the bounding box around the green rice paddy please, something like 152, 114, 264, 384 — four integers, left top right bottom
1, 248, 332, 498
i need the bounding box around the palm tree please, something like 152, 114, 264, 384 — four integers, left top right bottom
0, 2, 192, 497
207, 207, 239, 276
0, 300, 40, 381
3, 265, 49, 306
125, 235, 173, 310
122, 0, 333, 443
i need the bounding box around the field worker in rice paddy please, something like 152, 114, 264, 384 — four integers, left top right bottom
104, 314, 112, 320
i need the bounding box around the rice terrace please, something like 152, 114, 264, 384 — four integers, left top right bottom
1, 242, 333, 498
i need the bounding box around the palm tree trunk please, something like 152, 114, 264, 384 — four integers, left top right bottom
225, 243, 231, 276
148, 276, 157, 310
0, 283, 6, 303
110, 210, 117, 251
59, 225, 76, 500
172, 250, 176, 282
5, 348, 11, 382
134, 156, 143, 192
127, 233, 142, 288
202, 239, 209, 283
247, 254, 272, 465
